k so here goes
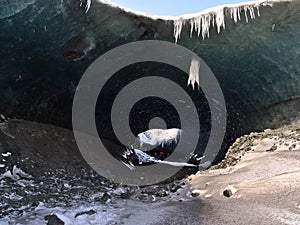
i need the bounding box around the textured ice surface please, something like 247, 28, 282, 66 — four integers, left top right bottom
0, 0, 36, 19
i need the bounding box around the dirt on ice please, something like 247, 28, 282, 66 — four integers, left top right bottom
186, 122, 300, 225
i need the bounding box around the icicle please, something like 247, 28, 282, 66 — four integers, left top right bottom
188, 58, 200, 90
231, 7, 241, 23
238, 7, 241, 21
190, 20, 194, 38
201, 15, 211, 39
174, 19, 183, 43
230, 8, 234, 21
256, 6, 261, 17
249, 6, 256, 20
189, 17, 199, 38
85, 0, 91, 12
244, 6, 249, 23
197, 17, 201, 37
80, 0, 91, 13
215, 9, 225, 33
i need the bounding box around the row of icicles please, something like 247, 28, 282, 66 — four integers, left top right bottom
173, 1, 273, 43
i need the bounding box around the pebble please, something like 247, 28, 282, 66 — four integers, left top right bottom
223, 185, 237, 198
44, 214, 64, 225
191, 190, 200, 197
100, 192, 111, 204
267, 145, 277, 152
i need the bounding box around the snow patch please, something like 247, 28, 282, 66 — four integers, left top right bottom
26, 202, 117, 225
199, 161, 212, 169
1, 152, 12, 157
3, 192, 23, 201
0, 165, 33, 186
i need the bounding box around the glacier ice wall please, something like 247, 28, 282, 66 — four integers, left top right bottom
0, 0, 299, 141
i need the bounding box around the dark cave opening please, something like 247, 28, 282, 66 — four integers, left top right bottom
94, 61, 240, 166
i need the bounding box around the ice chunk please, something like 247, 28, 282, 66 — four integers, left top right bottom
136, 128, 181, 149
121, 147, 201, 170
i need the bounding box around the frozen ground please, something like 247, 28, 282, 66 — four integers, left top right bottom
0, 119, 299, 224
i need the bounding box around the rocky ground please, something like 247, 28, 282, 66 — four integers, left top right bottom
0, 119, 299, 224
0, 119, 189, 224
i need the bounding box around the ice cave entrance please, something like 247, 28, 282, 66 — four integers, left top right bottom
111, 0, 251, 16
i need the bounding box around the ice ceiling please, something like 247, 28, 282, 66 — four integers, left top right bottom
0, 0, 299, 159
